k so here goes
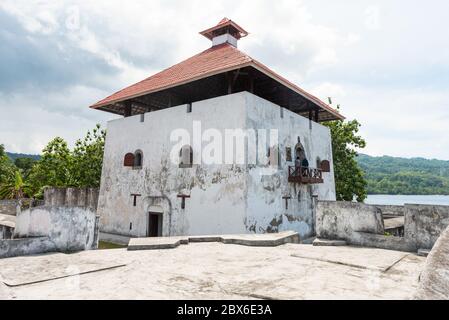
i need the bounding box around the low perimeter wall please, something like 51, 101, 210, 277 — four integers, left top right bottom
0, 200, 20, 216
317, 201, 449, 252
0, 188, 101, 259
405, 204, 449, 250
415, 225, 449, 299
44, 187, 99, 210
374, 205, 404, 217
0, 237, 56, 259
14, 206, 99, 252
316, 201, 384, 239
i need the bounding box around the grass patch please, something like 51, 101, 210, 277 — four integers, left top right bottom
98, 241, 127, 249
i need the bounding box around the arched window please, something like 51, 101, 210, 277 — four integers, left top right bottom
134, 150, 143, 168
295, 142, 306, 162
179, 145, 193, 168
124, 153, 135, 167
316, 157, 322, 169
320, 160, 330, 172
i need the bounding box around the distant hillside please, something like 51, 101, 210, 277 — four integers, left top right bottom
6, 152, 41, 161
357, 154, 449, 195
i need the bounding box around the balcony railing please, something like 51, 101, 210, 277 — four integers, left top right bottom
288, 166, 324, 184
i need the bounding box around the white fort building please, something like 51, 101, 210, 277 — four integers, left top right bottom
90, 19, 344, 239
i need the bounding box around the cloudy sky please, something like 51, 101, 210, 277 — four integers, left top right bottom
1, 0, 448, 159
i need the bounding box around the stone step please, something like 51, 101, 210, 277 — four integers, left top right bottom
417, 248, 430, 257
313, 238, 347, 247
127, 231, 300, 251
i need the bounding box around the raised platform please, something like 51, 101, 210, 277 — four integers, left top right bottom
313, 238, 347, 246
99, 232, 132, 246
0, 241, 426, 299
417, 248, 430, 257
127, 231, 300, 250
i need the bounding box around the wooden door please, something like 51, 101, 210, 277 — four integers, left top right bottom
148, 213, 160, 237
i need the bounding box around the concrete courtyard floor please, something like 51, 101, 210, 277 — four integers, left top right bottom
0, 243, 425, 300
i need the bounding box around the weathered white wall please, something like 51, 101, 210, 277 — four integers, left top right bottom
0, 237, 56, 259
44, 187, 99, 210
14, 206, 98, 251
316, 201, 449, 252
99, 93, 248, 237
245, 94, 335, 238
405, 204, 449, 250
415, 225, 449, 299
0, 200, 20, 216
98, 91, 336, 238
316, 201, 385, 240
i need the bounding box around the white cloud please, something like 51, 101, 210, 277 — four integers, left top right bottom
364, 6, 381, 30
314, 85, 449, 160
0, 86, 117, 154
0, 0, 449, 160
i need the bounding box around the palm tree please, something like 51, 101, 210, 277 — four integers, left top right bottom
0, 171, 32, 199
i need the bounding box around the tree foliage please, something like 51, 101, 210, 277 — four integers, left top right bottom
14, 157, 37, 179
28, 137, 73, 191
357, 154, 449, 195
324, 106, 368, 202
71, 124, 106, 187
1, 125, 106, 200
0, 144, 15, 185
0, 171, 33, 199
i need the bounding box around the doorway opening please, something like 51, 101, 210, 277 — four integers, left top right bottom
148, 212, 163, 237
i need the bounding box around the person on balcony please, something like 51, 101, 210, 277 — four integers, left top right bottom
301, 158, 309, 177
301, 158, 309, 168
295, 156, 301, 176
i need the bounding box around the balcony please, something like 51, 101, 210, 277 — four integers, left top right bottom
288, 166, 324, 184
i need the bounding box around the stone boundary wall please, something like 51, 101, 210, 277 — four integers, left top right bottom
0, 237, 56, 259
405, 204, 449, 251
374, 205, 404, 217
14, 206, 99, 253
317, 201, 449, 252
0, 200, 19, 216
0, 188, 101, 259
316, 201, 384, 240
44, 187, 99, 211
415, 225, 449, 299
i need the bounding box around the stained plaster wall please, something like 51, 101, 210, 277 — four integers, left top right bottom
0, 200, 20, 216
415, 225, 449, 299
316, 201, 449, 252
405, 204, 449, 250
98, 93, 247, 237
245, 94, 336, 238
14, 206, 98, 252
98, 91, 336, 238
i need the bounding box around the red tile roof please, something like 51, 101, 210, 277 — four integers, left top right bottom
200, 17, 249, 40
90, 43, 343, 120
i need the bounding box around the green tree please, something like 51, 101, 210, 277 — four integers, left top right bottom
0, 144, 15, 185
324, 104, 367, 202
71, 124, 106, 188
28, 137, 73, 191
14, 157, 37, 179
0, 171, 33, 199
357, 154, 449, 195
27, 125, 106, 195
